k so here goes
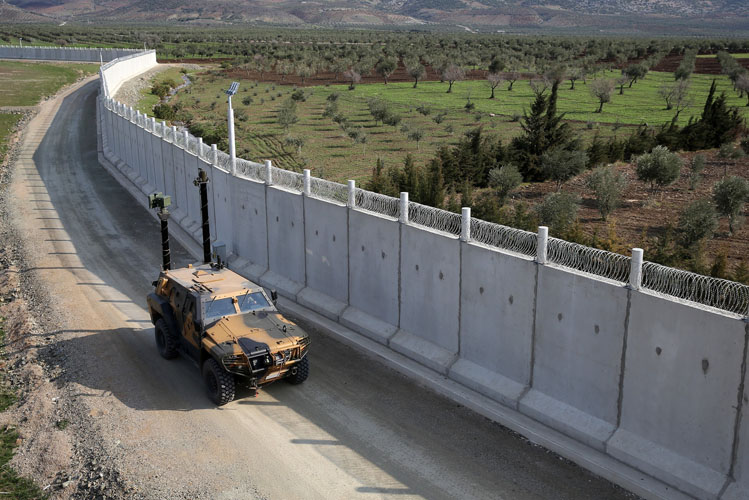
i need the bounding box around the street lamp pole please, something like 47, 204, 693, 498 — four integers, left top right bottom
225, 81, 239, 176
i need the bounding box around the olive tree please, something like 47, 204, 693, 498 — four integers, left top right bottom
486, 73, 503, 99
536, 192, 579, 236
713, 176, 749, 234
488, 163, 522, 205
407, 60, 426, 88
586, 166, 628, 220
442, 64, 465, 93
375, 57, 397, 84
590, 78, 615, 113
635, 146, 682, 191
678, 199, 718, 249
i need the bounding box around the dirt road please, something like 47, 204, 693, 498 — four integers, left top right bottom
7, 77, 635, 499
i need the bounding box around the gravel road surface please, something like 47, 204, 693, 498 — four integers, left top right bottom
7, 77, 636, 499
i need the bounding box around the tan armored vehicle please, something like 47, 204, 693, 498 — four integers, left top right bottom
147, 263, 310, 405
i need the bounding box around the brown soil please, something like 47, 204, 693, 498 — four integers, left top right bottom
512, 150, 749, 274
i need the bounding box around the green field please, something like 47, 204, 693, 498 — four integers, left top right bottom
155, 69, 748, 183
0, 114, 21, 161
696, 53, 749, 58
0, 60, 98, 106
134, 66, 190, 115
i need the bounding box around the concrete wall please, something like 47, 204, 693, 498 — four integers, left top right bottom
94, 48, 749, 500
0, 45, 140, 63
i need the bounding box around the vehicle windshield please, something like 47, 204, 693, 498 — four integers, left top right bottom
204, 297, 237, 319
238, 292, 270, 313
204, 292, 270, 320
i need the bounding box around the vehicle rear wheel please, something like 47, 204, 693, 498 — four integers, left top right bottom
286, 356, 309, 385
154, 318, 178, 359
202, 358, 235, 406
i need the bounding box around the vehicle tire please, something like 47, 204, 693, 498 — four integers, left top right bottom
202, 358, 235, 406
286, 356, 309, 385
154, 318, 178, 360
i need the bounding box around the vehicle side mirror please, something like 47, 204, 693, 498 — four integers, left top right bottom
271, 289, 278, 304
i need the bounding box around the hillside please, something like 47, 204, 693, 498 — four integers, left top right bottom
5, 0, 749, 31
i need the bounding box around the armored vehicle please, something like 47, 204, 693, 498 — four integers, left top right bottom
147, 263, 310, 405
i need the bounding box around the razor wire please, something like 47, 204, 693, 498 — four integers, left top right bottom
216, 151, 233, 173
642, 261, 749, 316
408, 202, 462, 236
354, 189, 400, 218
186, 136, 200, 156
174, 131, 186, 148
470, 218, 537, 257
162, 126, 174, 143
235, 158, 265, 181
271, 166, 304, 192
308, 177, 348, 204
547, 237, 631, 283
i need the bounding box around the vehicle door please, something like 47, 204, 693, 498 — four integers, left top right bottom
181, 294, 200, 360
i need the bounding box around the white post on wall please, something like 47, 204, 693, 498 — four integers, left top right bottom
347, 180, 356, 208
461, 207, 471, 242
150, 117, 156, 135
630, 248, 644, 291
211, 144, 218, 167
171, 125, 177, 143
225, 81, 239, 177
537, 226, 549, 265
182, 130, 189, 151
198, 137, 204, 157
265, 160, 273, 186
303, 169, 311, 196
399, 192, 409, 224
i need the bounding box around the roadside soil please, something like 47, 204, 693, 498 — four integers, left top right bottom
512, 151, 749, 272
0, 77, 133, 499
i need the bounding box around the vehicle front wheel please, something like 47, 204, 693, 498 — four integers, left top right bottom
202, 358, 235, 406
286, 356, 309, 385
154, 318, 179, 359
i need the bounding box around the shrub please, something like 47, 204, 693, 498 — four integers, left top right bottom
678, 199, 718, 248
689, 154, 705, 190
241, 96, 253, 106
433, 112, 446, 124
326, 92, 339, 102
540, 149, 588, 190
635, 145, 682, 190
291, 89, 306, 102
586, 166, 628, 220
712, 176, 749, 234
536, 192, 579, 236
416, 105, 431, 116
488, 164, 522, 205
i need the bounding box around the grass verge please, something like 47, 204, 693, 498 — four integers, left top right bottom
0, 60, 98, 107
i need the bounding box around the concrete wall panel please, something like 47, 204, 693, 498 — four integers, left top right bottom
304, 197, 348, 303
264, 187, 305, 296
393, 225, 460, 373
451, 242, 536, 407
608, 292, 746, 499
229, 176, 267, 270
520, 265, 628, 450
347, 209, 399, 327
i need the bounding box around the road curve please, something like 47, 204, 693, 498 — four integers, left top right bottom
11, 78, 634, 500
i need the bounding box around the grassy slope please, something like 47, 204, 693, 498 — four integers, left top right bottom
0, 61, 99, 106
134, 67, 189, 115
163, 70, 747, 183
